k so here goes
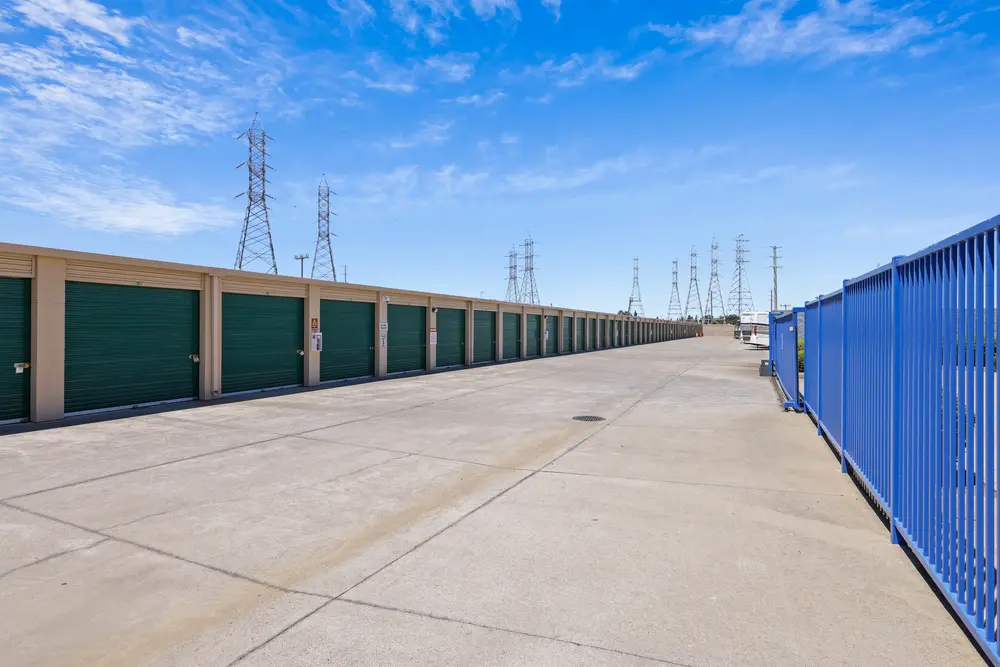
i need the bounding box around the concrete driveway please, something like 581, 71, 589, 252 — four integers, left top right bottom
0, 338, 984, 666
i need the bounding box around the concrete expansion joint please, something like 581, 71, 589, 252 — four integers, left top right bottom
334, 598, 699, 667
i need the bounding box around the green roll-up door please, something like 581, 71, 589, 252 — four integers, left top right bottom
502, 312, 520, 360
588, 319, 596, 350
65, 282, 199, 413
0, 278, 30, 422
222, 293, 303, 395
473, 311, 496, 363
388, 304, 426, 374
599, 320, 607, 348
545, 315, 557, 354
576, 317, 585, 351
436, 307, 465, 368
525, 314, 541, 357
562, 316, 572, 353
320, 300, 374, 382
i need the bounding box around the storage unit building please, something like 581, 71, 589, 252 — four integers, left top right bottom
0, 277, 30, 422
387, 304, 426, 374
545, 315, 557, 355
435, 307, 465, 368
222, 292, 303, 395
502, 312, 521, 360
320, 300, 374, 382
473, 311, 496, 364
525, 314, 541, 358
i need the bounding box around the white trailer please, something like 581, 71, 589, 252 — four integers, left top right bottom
739, 311, 770, 349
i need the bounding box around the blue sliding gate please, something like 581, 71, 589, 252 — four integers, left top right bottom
802, 213, 1000, 663
769, 310, 801, 411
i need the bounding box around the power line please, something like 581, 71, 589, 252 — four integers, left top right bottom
704, 237, 726, 322
519, 233, 540, 305
234, 112, 277, 274
684, 246, 703, 320
505, 245, 520, 302
667, 259, 683, 320
628, 257, 644, 316
727, 234, 754, 315
311, 175, 337, 281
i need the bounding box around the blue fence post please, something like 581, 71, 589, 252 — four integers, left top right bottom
841, 281, 849, 474
890, 255, 903, 545
768, 311, 775, 372
816, 295, 823, 435
793, 307, 805, 411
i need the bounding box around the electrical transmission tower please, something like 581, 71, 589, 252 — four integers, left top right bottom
704, 237, 726, 322
769, 245, 782, 311
728, 234, 754, 315
667, 259, 683, 320
505, 246, 520, 302
311, 176, 337, 281
684, 246, 703, 320
234, 112, 277, 274
628, 257, 644, 316
519, 234, 540, 305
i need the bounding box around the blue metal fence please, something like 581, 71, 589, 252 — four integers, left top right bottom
770, 310, 801, 411
803, 214, 1000, 663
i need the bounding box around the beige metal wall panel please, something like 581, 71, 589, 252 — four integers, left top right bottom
0, 253, 34, 278
65, 261, 202, 291
386, 294, 429, 307
431, 296, 466, 309
220, 277, 307, 298
319, 285, 377, 303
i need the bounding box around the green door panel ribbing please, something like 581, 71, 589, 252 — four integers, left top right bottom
473, 311, 496, 363
576, 317, 585, 351
545, 315, 557, 355
388, 304, 426, 374
562, 316, 572, 353
525, 314, 541, 357
502, 312, 520, 360
222, 293, 303, 395
66, 282, 199, 413
0, 278, 30, 422
320, 300, 374, 382
600, 320, 607, 348
588, 319, 596, 349
436, 308, 465, 368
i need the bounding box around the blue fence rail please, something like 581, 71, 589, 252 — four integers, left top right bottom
801, 213, 1000, 664
770, 310, 802, 411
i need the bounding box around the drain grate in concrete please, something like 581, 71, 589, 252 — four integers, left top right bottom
572, 415, 606, 422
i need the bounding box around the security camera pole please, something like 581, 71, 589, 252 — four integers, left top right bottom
294, 254, 310, 278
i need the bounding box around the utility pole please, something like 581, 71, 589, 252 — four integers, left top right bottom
311, 175, 337, 281
294, 254, 309, 278
628, 257, 645, 316
234, 112, 278, 274
343, 265, 348, 283
727, 234, 754, 315
519, 233, 540, 305
704, 237, 726, 323
684, 246, 703, 321
768, 245, 782, 311
667, 259, 682, 320
505, 246, 520, 302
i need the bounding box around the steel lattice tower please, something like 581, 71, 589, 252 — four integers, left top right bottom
628, 257, 644, 316
519, 234, 540, 305
704, 238, 726, 322
505, 246, 520, 302
667, 259, 683, 320
311, 176, 337, 281
727, 234, 754, 315
234, 113, 277, 274
684, 246, 703, 320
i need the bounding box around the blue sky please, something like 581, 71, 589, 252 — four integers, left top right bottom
1, 0, 998, 315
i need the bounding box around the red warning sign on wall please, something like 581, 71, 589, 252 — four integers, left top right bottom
311, 318, 319, 331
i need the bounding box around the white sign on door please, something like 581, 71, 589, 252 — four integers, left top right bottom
379, 321, 388, 332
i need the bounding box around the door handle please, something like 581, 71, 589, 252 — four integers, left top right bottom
14, 362, 29, 374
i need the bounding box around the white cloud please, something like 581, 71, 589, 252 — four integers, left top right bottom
450, 89, 505, 105
657, 0, 944, 64
539, 0, 560, 20
435, 164, 489, 195
376, 120, 453, 149
527, 92, 553, 104
505, 153, 650, 192
11, 0, 138, 44
328, 0, 377, 29
347, 53, 420, 93
469, 0, 519, 19
499, 131, 519, 144
524, 50, 662, 88
0, 0, 296, 234
424, 52, 478, 81
388, 0, 459, 42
